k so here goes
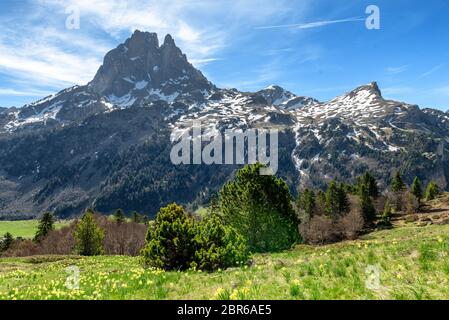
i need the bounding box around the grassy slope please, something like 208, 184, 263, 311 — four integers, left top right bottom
0, 220, 70, 239
1, 224, 448, 300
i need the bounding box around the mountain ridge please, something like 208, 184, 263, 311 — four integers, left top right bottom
0, 30, 448, 219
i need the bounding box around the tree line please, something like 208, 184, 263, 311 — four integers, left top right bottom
0, 164, 442, 273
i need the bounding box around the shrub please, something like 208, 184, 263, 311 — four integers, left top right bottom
299, 215, 337, 245
34, 211, 55, 242
380, 200, 393, 227
5, 216, 146, 257
97, 216, 147, 256
74, 209, 105, 256
337, 206, 365, 240
220, 163, 300, 253
406, 192, 420, 214
141, 203, 250, 271
192, 214, 250, 271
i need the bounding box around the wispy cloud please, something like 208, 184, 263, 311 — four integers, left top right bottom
386, 65, 408, 75
0, 0, 295, 105
420, 64, 444, 78
254, 17, 364, 30
0, 88, 53, 97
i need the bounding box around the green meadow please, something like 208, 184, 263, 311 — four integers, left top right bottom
0, 220, 70, 239
1, 224, 448, 300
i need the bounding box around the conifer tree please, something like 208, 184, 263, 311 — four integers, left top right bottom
220, 163, 299, 253
325, 181, 340, 218
315, 190, 326, 215
361, 172, 379, 198
411, 177, 423, 203
424, 181, 440, 201
359, 185, 376, 224
131, 211, 139, 223
337, 184, 350, 215
0, 232, 13, 253
113, 208, 126, 224
34, 211, 55, 242
296, 188, 315, 221
391, 172, 406, 192
75, 210, 104, 256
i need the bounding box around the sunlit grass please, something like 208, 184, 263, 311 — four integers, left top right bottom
0, 220, 70, 239
0, 224, 448, 300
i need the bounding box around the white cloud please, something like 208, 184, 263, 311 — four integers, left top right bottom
0, 0, 304, 104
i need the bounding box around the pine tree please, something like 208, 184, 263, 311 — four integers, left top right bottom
337, 184, 350, 215
220, 163, 299, 253
113, 208, 126, 224
391, 172, 406, 192
315, 190, 326, 215
131, 211, 141, 223
296, 188, 315, 221
0, 232, 14, 253
302, 189, 316, 218
75, 210, 104, 256
325, 181, 340, 218
411, 177, 423, 203
359, 185, 376, 224
34, 211, 55, 242
361, 172, 379, 198
424, 181, 440, 201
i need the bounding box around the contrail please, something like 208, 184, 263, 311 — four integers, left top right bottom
255, 17, 365, 30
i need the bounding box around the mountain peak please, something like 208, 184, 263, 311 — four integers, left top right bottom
88, 31, 213, 103
163, 34, 175, 46
350, 81, 382, 98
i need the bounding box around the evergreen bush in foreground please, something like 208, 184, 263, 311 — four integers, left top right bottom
141, 203, 249, 271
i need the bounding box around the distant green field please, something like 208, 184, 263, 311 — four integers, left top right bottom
0, 220, 70, 239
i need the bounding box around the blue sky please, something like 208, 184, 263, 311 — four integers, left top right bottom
0, 0, 448, 110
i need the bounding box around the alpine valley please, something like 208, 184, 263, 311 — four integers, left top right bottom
0, 30, 448, 219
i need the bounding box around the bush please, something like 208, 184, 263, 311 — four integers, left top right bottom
5, 216, 146, 257
337, 207, 365, 240
141, 203, 249, 271
74, 209, 105, 256
220, 163, 300, 253
379, 200, 393, 227
299, 215, 337, 245
406, 192, 420, 214
192, 214, 250, 271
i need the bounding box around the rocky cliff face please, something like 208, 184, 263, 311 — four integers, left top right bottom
0, 31, 448, 218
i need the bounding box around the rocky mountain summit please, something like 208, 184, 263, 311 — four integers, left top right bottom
0, 31, 448, 218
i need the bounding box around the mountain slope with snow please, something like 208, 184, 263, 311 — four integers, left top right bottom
0, 31, 448, 218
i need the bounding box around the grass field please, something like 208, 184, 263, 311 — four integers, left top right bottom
1, 224, 448, 300
0, 220, 70, 239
